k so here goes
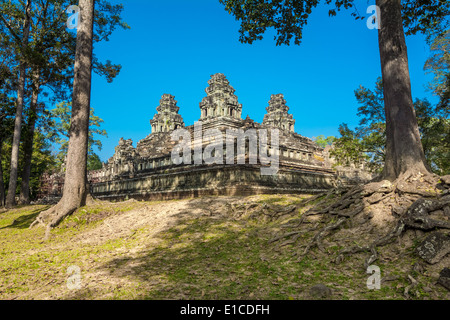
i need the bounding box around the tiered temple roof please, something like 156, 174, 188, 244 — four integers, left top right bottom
262, 94, 295, 132
39, 73, 357, 202
150, 94, 185, 133
199, 73, 242, 120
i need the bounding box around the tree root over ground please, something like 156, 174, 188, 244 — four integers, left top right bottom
30, 193, 103, 240
269, 172, 450, 270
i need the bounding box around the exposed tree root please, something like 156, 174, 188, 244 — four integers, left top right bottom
30, 201, 79, 240
335, 221, 405, 268
404, 274, 419, 299
29, 174, 117, 240
301, 217, 347, 256
401, 196, 450, 230
271, 172, 450, 269
335, 194, 450, 267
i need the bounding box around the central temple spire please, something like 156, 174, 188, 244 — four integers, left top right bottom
263, 94, 295, 132
199, 73, 242, 120
150, 94, 185, 133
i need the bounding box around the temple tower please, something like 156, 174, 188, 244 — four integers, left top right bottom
199, 73, 242, 120
150, 94, 185, 133
263, 94, 295, 132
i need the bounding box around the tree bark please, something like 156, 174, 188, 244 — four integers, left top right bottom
19, 73, 40, 205
32, 0, 95, 233
60, 0, 95, 209
5, 0, 32, 208
376, 0, 430, 180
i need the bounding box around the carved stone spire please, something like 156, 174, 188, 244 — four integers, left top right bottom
263, 94, 295, 132
199, 73, 242, 120
150, 94, 185, 133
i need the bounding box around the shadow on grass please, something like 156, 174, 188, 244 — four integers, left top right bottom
0, 206, 50, 230
62, 191, 434, 300
64, 197, 305, 300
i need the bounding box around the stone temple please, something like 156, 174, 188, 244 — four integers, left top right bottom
40, 73, 367, 201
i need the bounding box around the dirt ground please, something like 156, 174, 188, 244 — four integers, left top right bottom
0, 194, 448, 300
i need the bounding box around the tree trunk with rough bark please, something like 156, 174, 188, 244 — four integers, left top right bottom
32, 0, 95, 236
376, 0, 430, 181
19, 73, 40, 205
5, 0, 32, 208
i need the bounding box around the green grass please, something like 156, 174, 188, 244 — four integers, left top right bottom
0, 196, 448, 300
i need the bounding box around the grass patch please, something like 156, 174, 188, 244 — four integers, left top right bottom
0, 195, 448, 300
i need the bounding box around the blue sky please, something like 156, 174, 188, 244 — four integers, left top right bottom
86, 0, 437, 162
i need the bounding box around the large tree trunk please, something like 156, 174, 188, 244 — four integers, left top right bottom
376, 0, 430, 181
60, 0, 95, 210
0, 139, 5, 207
31, 0, 95, 236
5, 0, 32, 208
19, 73, 40, 205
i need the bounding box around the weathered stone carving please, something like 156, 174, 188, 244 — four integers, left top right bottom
263, 94, 295, 132
415, 232, 450, 264
105, 138, 137, 177
38, 73, 374, 202
150, 94, 185, 133
199, 73, 242, 120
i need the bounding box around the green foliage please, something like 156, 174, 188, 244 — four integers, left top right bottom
402, 1, 450, 41
94, 0, 131, 43
314, 135, 335, 148
0, 95, 15, 142
424, 30, 450, 115
50, 101, 107, 170
93, 58, 122, 84
425, 31, 450, 96
331, 79, 449, 175
26, 131, 57, 198
353, 78, 386, 171
0, 0, 129, 90
87, 153, 103, 171
415, 99, 450, 175
0, 0, 128, 200
219, 0, 449, 46
330, 123, 369, 168
1, 131, 57, 200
